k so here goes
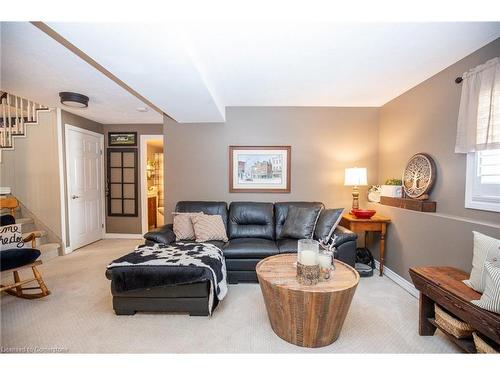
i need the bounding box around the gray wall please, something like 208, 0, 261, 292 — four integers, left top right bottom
164, 107, 380, 221
375, 37, 500, 281
103, 123, 163, 234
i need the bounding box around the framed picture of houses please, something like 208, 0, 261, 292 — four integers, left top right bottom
229, 146, 291, 193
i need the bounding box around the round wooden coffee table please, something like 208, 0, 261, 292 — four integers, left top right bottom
256, 253, 359, 348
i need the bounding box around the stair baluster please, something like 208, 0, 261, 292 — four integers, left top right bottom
0, 92, 50, 156
20, 97, 25, 135
1, 96, 6, 146
7, 94, 12, 147
14, 96, 19, 135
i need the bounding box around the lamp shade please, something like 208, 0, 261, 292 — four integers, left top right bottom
344, 167, 367, 186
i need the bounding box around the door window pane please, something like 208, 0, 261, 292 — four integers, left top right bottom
107, 148, 137, 216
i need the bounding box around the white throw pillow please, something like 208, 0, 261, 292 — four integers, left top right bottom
0, 224, 28, 251
463, 231, 500, 293
471, 261, 500, 314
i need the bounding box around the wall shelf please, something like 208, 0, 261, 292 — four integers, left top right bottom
380, 196, 436, 212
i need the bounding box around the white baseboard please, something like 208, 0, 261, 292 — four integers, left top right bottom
103, 233, 143, 239
374, 260, 419, 298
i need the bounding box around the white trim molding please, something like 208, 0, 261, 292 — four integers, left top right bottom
103, 233, 143, 239
56, 108, 69, 253
374, 260, 419, 298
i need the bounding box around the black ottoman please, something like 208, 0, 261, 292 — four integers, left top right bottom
106, 266, 212, 316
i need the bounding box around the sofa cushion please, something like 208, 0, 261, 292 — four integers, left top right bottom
225, 258, 261, 271
172, 212, 203, 241
277, 239, 298, 254
175, 201, 228, 231
228, 202, 274, 240
280, 205, 322, 239
0, 248, 41, 271
314, 208, 345, 242
144, 224, 176, 245
223, 238, 279, 259
191, 214, 228, 242
205, 240, 225, 249
275, 202, 324, 239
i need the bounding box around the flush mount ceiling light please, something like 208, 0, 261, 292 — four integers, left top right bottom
136, 106, 149, 112
59, 92, 89, 108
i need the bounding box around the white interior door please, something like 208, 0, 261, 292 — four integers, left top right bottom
65, 125, 103, 251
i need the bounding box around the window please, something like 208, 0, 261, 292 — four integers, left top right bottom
465, 149, 500, 212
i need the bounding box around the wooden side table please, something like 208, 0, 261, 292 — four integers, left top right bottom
339, 213, 391, 276
256, 254, 359, 348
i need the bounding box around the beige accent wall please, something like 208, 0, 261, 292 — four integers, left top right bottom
0, 110, 62, 241
103, 123, 163, 234
375, 38, 500, 281
164, 107, 380, 222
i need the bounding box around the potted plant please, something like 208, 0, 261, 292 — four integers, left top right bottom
380, 178, 403, 198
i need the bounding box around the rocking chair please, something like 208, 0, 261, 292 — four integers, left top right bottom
0, 207, 51, 299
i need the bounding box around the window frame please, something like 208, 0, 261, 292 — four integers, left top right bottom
465, 150, 500, 213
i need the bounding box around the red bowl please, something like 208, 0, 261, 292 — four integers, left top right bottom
350, 209, 376, 219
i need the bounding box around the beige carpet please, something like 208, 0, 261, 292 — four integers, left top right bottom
1, 239, 458, 353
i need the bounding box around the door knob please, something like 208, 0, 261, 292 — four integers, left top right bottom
71, 195, 80, 199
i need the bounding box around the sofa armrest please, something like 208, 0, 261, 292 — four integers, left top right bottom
332, 226, 357, 267
143, 224, 176, 245
333, 225, 357, 247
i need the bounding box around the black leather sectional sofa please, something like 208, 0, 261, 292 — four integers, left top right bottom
145, 201, 358, 284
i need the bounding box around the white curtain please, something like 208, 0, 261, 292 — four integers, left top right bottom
455, 57, 500, 153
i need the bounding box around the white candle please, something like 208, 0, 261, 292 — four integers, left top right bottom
318, 254, 331, 268
300, 250, 317, 266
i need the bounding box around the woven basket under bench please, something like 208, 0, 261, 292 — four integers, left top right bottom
434, 305, 475, 339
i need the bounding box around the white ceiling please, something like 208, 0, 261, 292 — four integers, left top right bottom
186, 22, 500, 107
0, 22, 163, 124
3, 22, 500, 124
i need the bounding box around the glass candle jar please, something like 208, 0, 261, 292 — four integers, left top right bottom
297, 239, 320, 285
318, 249, 333, 281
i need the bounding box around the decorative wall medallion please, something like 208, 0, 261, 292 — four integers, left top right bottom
402, 153, 436, 199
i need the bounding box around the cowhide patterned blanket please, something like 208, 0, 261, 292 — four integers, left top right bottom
107, 242, 227, 314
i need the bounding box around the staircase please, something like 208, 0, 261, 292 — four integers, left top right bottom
1, 200, 61, 263
0, 91, 50, 161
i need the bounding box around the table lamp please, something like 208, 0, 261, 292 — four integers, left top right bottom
344, 167, 367, 209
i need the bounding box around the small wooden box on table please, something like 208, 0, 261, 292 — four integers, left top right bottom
340, 213, 391, 276
410, 266, 500, 353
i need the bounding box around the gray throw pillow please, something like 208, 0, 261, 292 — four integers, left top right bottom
314, 208, 345, 242
281, 206, 322, 239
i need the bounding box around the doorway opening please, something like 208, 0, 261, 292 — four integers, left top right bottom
140, 135, 164, 233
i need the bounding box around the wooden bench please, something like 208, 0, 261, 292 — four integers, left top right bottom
409, 266, 500, 353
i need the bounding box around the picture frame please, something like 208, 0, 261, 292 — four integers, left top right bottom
229, 146, 291, 193
108, 132, 137, 147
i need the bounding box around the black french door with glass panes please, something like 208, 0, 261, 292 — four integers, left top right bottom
107, 148, 138, 217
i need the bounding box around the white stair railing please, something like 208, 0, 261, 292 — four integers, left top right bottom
0, 92, 50, 158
